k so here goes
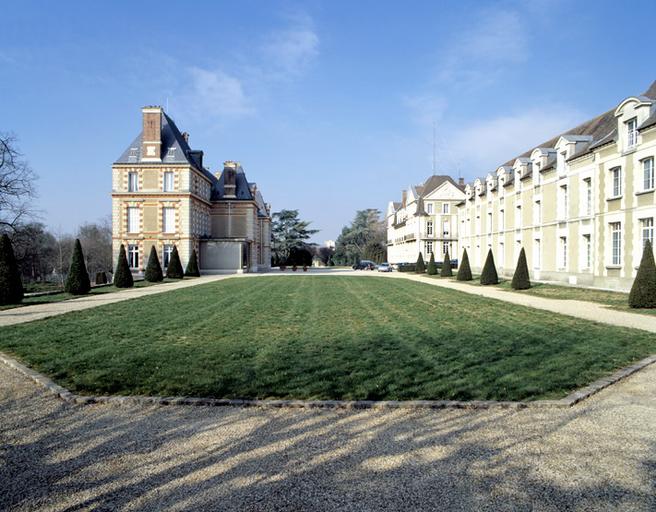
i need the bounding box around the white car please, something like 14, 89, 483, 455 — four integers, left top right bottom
377, 262, 392, 272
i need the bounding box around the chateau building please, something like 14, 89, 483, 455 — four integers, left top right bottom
388, 80, 656, 291
386, 175, 466, 265
112, 106, 271, 274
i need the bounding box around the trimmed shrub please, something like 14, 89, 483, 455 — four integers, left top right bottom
95, 271, 108, 285
511, 247, 531, 290
114, 244, 134, 288
426, 252, 437, 275
0, 233, 24, 305
64, 239, 91, 295
441, 248, 453, 277
456, 248, 472, 281
166, 245, 184, 279
144, 246, 164, 282
416, 253, 426, 273
185, 249, 201, 277
480, 249, 499, 285
629, 240, 656, 308
397, 263, 416, 272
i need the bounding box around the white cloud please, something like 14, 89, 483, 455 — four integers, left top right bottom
184, 67, 255, 119
261, 23, 319, 78
446, 105, 586, 176
437, 8, 528, 87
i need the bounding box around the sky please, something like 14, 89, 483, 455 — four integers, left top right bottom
1, 0, 655, 243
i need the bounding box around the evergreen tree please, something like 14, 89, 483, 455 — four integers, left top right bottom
629, 240, 656, 308
64, 238, 91, 295
480, 249, 499, 285
441, 248, 453, 277
456, 248, 473, 281
426, 252, 437, 275
511, 247, 531, 290
166, 245, 184, 279
114, 244, 134, 288
185, 248, 201, 277
0, 233, 24, 305
144, 246, 164, 282
415, 252, 426, 273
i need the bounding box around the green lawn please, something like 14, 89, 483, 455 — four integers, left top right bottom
1, 276, 654, 402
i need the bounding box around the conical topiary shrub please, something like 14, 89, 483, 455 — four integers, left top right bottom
144, 246, 164, 282
166, 245, 184, 279
416, 252, 426, 273
0, 233, 24, 305
64, 239, 91, 295
441, 248, 453, 277
480, 249, 499, 285
426, 252, 437, 275
457, 248, 472, 281
629, 240, 656, 308
511, 247, 531, 290
185, 248, 201, 277
114, 244, 134, 288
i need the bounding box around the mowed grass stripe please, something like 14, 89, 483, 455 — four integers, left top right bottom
0, 276, 654, 401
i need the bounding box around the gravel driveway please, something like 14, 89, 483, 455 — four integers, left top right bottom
1, 362, 655, 511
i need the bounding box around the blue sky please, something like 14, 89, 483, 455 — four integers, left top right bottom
2, 0, 655, 242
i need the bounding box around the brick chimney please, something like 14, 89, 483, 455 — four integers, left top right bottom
223, 161, 238, 198
141, 106, 162, 162
401, 190, 407, 207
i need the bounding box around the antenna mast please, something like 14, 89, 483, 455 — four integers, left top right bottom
432, 120, 436, 173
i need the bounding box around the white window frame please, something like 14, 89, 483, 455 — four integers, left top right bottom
163, 244, 174, 268
627, 117, 638, 148
582, 234, 591, 270
641, 218, 653, 250
534, 200, 541, 225
426, 220, 433, 236
584, 178, 592, 216
425, 240, 433, 257
128, 172, 139, 192
127, 244, 139, 269
498, 242, 504, 268
515, 205, 522, 230
610, 222, 621, 266
533, 239, 541, 270
127, 207, 140, 234
426, 203, 433, 215
611, 167, 622, 198
499, 209, 505, 231
442, 241, 450, 255
559, 236, 567, 270
642, 158, 654, 192
487, 212, 492, 235
443, 220, 450, 237
163, 207, 176, 234
442, 203, 450, 214
163, 171, 175, 192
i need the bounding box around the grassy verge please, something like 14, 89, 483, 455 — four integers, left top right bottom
1, 276, 654, 402
0, 278, 192, 311
424, 272, 655, 316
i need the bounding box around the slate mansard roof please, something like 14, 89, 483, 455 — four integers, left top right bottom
114, 110, 268, 215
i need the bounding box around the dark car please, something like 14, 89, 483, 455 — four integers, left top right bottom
352, 260, 376, 270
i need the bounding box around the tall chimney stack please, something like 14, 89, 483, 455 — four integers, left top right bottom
141, 106, 162, 162
458, 177, 465, 187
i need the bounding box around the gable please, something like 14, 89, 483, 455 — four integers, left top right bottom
424, 180, 466, 201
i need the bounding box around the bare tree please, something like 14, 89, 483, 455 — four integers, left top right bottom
77, 217, 112, 277
0, 133, 38, 231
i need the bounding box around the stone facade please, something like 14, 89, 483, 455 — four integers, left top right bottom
112, 107, 271, 274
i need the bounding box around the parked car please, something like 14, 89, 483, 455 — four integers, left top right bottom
352, 260, 376, 270
377, 262, 392, 272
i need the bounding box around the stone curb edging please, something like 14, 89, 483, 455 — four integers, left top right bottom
1, 351, 655, 410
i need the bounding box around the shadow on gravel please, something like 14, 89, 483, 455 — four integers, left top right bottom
1, 379, 655, 512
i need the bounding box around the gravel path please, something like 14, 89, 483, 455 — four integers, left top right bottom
1, 361, 655, 511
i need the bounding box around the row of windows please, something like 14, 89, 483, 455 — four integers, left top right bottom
126, 206, 176, 234
484, 218, 654, 270
126, 244, 175, 270
128, 171, 176, 192
425, 220, 450, 237
425, 203, 450, 215
424, 241, 452, 256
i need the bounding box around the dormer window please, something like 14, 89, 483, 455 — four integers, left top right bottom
557, 151, 567, 174
626, 117, 638, 148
